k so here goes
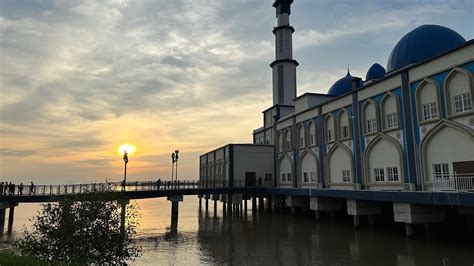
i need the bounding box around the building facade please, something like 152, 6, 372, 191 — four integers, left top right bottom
202, 0, 474, 192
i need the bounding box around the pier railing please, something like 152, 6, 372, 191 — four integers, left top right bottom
0, 179, 274, 197
432, 175, 474, 192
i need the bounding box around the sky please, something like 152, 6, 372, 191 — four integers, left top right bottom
1, 0, 473, 184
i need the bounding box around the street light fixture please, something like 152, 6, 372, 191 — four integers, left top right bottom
122, 150, 129, 191
171, 152, 176, 182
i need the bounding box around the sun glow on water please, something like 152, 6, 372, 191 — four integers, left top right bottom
118, 143, 137, 155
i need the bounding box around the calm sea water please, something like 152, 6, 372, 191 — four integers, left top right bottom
1, 196, 473, 265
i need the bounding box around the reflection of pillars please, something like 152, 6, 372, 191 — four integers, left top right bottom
7, 204, 15, 234
0, 208, 5, 234
329, 210, 336, 223
198, 196, 202, 210
227, 194, 233, 213
291, 207, 296, 215
213, 200, 217, 216
405, 223, 414, 236
205, 199, 209, 213
353, 215, 360, 227
258, 197, 264, 213
120, 203, 126, 237
266, 197, 271, 213
368, 215, 375, 226
244, 200, 247, 212
315, 211, 320, 220
252, 197, 257, 213
223, 202, 227, 216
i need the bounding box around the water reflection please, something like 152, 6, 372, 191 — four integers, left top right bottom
1, 197, 473, 265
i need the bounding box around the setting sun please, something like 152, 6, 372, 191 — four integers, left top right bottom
118, 143, 137, 155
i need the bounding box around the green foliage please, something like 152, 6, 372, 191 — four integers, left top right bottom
14, 187, 140, 264
0, 250, 49, 265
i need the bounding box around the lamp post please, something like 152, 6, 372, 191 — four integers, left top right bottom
174, 150, 179, 183
122, 150, 129, 191
171, 152, 176, 183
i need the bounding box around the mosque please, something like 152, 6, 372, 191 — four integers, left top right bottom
199, 0, 474, 194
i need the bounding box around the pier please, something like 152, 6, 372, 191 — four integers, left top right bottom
1, 180, 473, 236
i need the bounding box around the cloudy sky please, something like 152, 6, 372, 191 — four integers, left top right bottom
1, 0, 473, 184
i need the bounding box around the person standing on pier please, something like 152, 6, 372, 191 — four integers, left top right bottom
19, 182, 24, 195
0, 182, 3, 195
3, 182, 7, 195
29, 181, 36, 195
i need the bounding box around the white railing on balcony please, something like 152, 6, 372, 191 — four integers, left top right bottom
432, 175, 474, 192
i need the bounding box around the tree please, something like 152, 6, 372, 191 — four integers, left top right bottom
14, 187, 140, 264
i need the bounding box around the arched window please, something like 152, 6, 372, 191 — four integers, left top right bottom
325, 114, 335, 142
416, 79, 441, 123
363, 99, 378, 135
338, 109, 351, 140
285, 129, 291, 150
278, 132, 283, 152
444, 67, 473, 116
298, 125, 305, 148
381, 92, 400, 131
309, 121, 316, 146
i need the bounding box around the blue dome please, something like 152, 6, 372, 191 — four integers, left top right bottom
387, 24, 466, 72
328, 71, 360, 96
365, 63, 386, 81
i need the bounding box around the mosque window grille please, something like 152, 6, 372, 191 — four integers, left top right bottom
300, 137, 305, 148
287, 173, 292, 182
454, 92, 472, 114
422, 102, 438, 121
342, 125, 350, 139
433, 163, 450, 180
374, 168, 385, 182
386, 112, 398, 129
310, 134, 315, 145
303, 172, 308, 183
366, 118, 377, 134
327, 129, 334, 142
387, 167, 399, 182
342, 170, 351, 182
310, 172, 317, 182
281, 173, 286, 182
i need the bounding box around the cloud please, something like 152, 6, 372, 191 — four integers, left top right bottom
0, 148, 36, 157
0, 0, 472, 181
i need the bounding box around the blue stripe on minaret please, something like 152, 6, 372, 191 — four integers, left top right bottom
401, 71, 417, 187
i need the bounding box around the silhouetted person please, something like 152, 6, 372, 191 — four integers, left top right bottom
3, 182, 7, 195
0, 182, 3, 195
30, 181, 35, 195
18, 182, 24, 195
157, 179, 161, 190
9, 182, 14, 195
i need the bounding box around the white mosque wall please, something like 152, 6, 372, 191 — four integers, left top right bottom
364, 135, 404, 190
322, 94, 352, 114
358, 75, 401, 101
232, 145, 274, 187
326, 144, 354, 190
295, 108, 318, 123
409, 44, 474, 82
421, 121, 474, 190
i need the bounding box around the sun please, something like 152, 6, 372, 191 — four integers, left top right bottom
118, 143, 137, 155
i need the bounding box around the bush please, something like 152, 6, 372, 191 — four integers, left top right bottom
14, 187, 140, 264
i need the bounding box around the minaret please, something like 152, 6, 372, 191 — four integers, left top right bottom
271, 0, 298, 106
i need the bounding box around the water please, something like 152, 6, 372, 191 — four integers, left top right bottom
1, 196, 473, 265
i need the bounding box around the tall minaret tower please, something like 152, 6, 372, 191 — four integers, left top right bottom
271, 0, 298, 106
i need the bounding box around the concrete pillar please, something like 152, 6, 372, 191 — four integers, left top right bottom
347, 199, 381, 226
353, 215, 360, 227
168, 195, 183, 233
244, 200, 247, 212
198, 194, 203, 210
0, 208, 5, 234
258, 197, 264, 213
405, 223, 414, 236
394, 203, 445, 237
252, 196, 257, 213
7, 205, 15, 234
